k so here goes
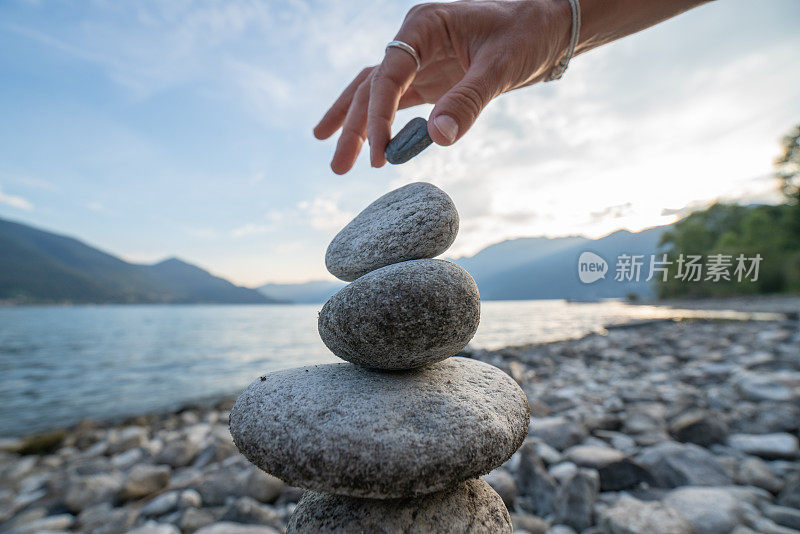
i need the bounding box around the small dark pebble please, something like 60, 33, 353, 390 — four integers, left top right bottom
385, 117, 433, 164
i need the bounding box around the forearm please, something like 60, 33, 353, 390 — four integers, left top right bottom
569, 0, 713, 56
511, 0, 713, 88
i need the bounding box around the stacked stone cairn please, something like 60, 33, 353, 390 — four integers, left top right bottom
230, 182, 530, 532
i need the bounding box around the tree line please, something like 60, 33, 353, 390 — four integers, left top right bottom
657, 124, 800, 298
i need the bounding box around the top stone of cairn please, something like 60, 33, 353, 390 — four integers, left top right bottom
325, 182, 458, 281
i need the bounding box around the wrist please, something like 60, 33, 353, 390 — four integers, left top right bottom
544, 0, 578, 79
516, 0, 576, 83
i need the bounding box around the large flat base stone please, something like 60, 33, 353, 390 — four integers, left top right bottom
287, 478, 511, 533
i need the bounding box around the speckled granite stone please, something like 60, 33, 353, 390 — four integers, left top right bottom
229, 358, 530, 499
385, 117, 433, 165
287, 478, 512, 533
325, 182, 458, 281
318, 259, 480, 370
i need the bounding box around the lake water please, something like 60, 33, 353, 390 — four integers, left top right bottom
0, 300, 749, 437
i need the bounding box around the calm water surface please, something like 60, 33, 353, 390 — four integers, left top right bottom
0, 300, 742, 436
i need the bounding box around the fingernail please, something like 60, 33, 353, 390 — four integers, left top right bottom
433, 114, 458, 144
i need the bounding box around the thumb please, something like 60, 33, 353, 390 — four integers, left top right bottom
428, 61, 503, 146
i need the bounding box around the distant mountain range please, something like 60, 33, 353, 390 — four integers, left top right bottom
258, 226, 669, 303
450, 227, 668, 301
257, 280, 345, 304
0, 217, 279, 304
452, 235, 590, 280
1, 214, 669, 304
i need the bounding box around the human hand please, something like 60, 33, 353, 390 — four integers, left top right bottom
313, 0, 571, 174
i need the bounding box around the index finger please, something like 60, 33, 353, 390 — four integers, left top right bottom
315, 67, 373, 140
366, 48, 418, 167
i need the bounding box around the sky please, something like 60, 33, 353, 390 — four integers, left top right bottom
0, 0, 798, 286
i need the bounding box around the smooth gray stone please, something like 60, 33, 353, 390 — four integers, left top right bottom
529, 416, 587, 451
510, 513, 548, 534
553, 468, 599, 531
564, 445, 654, 491
318, 259, 480, 369
669, 409, 728, 446
734, 373, 794, 402
514, 439, 558, 517
385, 117, 433, 165
564, 445, 625, 467
778, 473, 800, 508
735, 457, 784, 493
728, 432, 799, 460
664, 486, 743, 534
141, 491, 180, 516
121, 464, 171, 501
127, 523, 180, 534
63, 473, 123, 513
325, 182, 458, 281
194, 523, 280, 534
765, 505, 800, 531
635, 441, 730, 488
598, 495, 693, 534
287, 478, 511, 533
220, 496, 282, 529
229, 357, 530, 498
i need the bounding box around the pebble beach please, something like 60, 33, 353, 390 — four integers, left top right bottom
1, 313, 798, 534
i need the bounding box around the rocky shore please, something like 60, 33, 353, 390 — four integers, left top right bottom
1, 317, 798, 533
656, 295, 800, 319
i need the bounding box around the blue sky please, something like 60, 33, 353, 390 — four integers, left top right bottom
1, 0, 799, 285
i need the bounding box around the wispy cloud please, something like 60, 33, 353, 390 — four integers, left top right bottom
0, 186, 33, 210
3, 0, 403, 104
84, 201, 117, 215
591, 203, 633, 223
230, 223, 273, 238
182, 226, 219, 239
297, 197, 353, 232
3, 22, 113, 67
4, 173, 59, 192
242, 197, 354, 235
228, 60, 297, 125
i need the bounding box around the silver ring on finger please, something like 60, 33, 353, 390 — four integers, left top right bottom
385, 40, 421, 71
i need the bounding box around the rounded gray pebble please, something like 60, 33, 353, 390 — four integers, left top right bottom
318, 259, 480, 369
287, 478, 511, 533
229, 357, 530, 499
385, 117, 434, 165
325, 182, 458, 281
